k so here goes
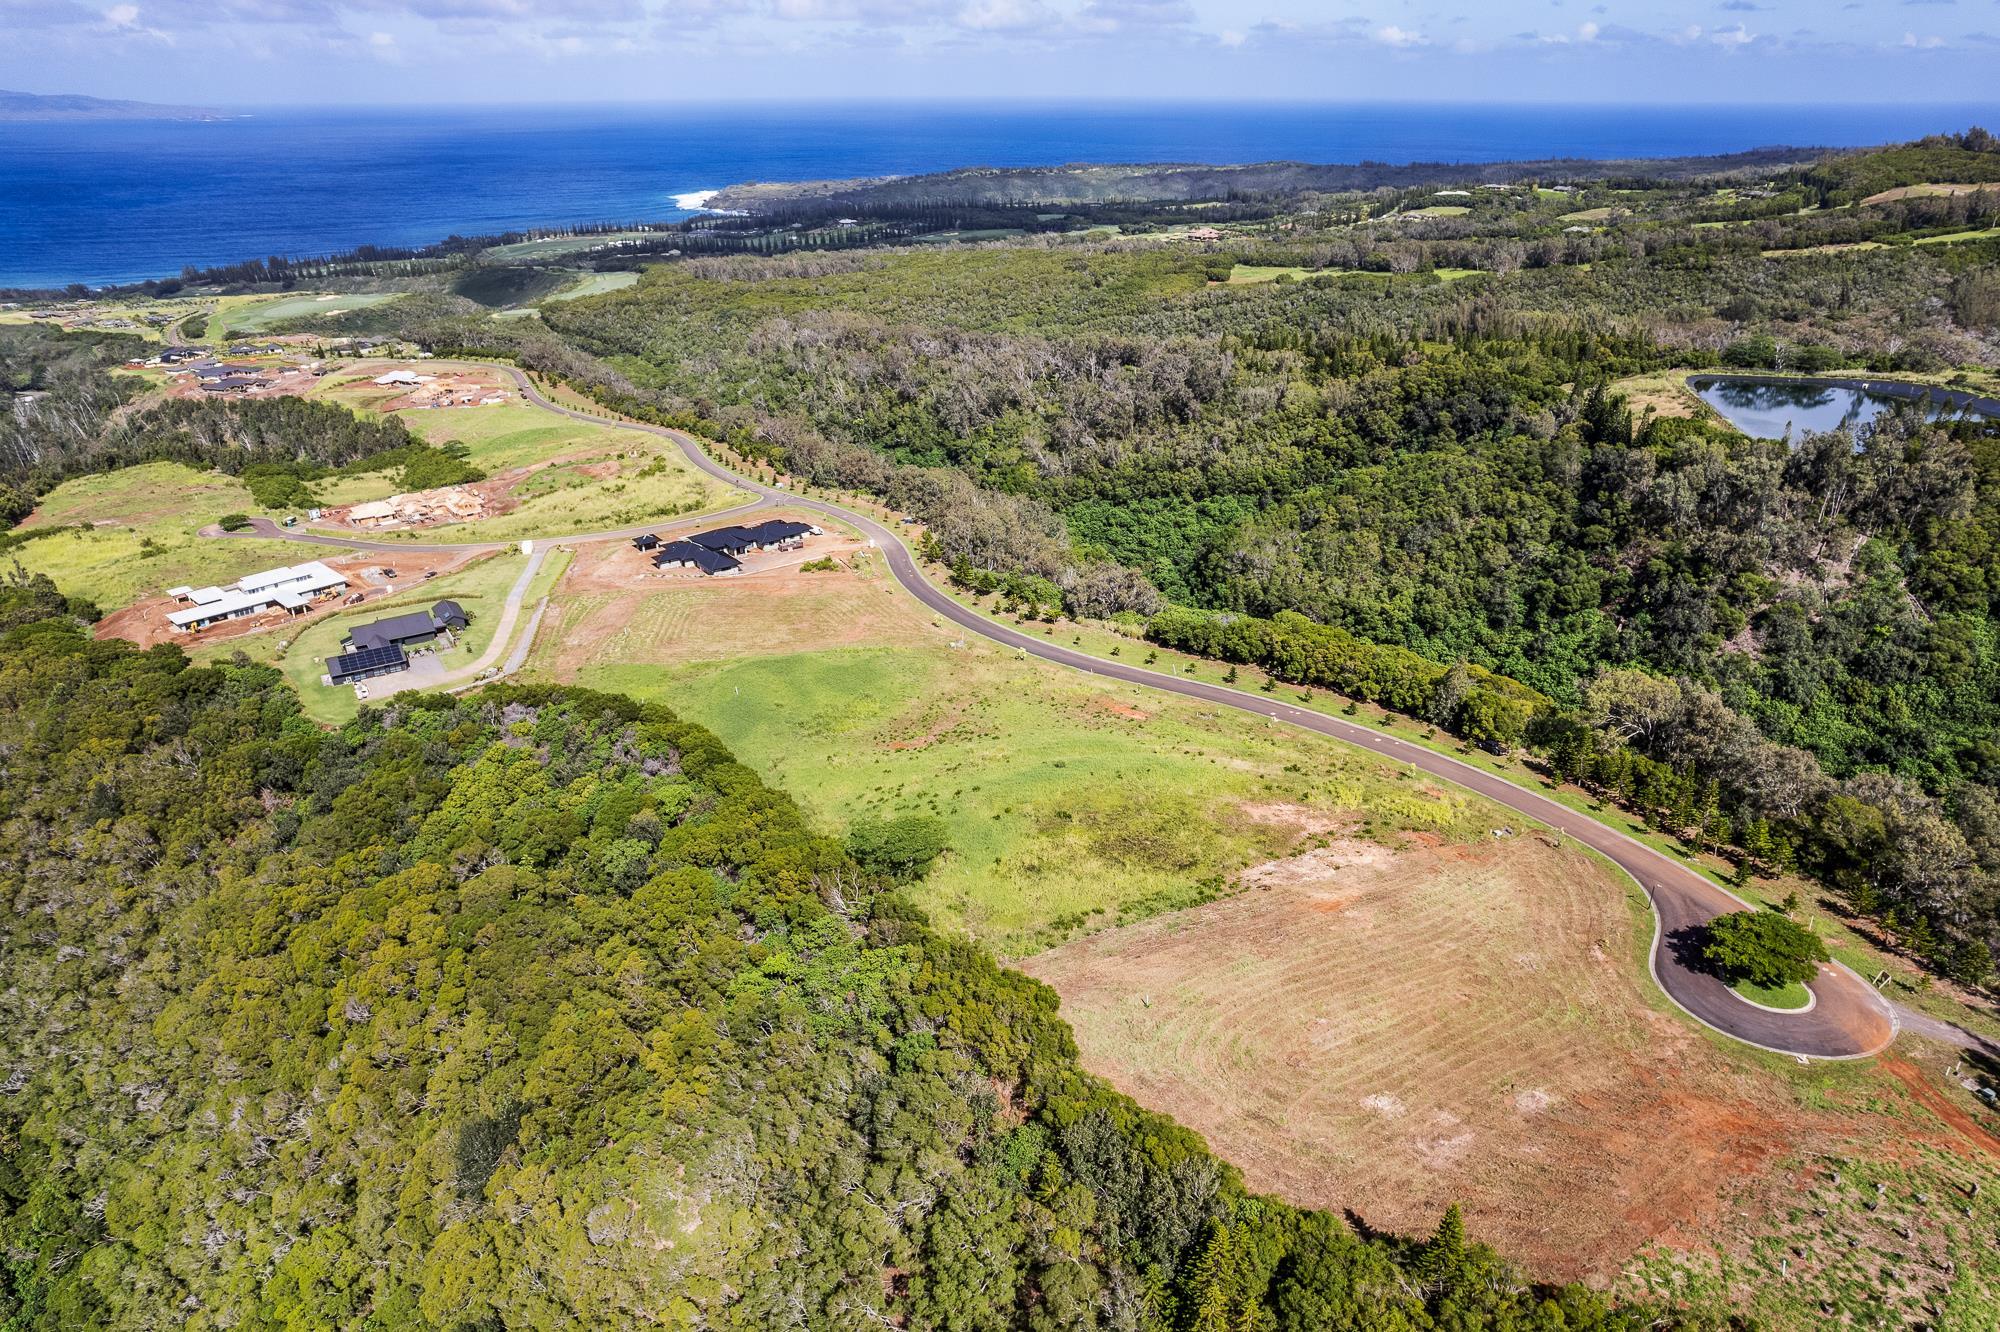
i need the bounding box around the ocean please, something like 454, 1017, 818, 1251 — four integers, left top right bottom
3, 101, 1996, 290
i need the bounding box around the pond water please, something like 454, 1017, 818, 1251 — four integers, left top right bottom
1690, 375, 1995, 441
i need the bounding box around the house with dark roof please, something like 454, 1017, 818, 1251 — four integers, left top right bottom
631, 533, 660, 551
651, 541, 741, 575
684, 519, 819, 556
342, 600, 470, 653
327, 644, 409, 686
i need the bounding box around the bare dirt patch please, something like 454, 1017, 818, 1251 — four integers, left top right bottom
1861, 182, 2000, 207
96, 549, 474, 649
380, 368, 511, 411
1020, 836, 1928, 1284
538, 534, 939, 675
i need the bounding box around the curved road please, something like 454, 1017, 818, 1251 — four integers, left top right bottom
236, 365, 1902, 1059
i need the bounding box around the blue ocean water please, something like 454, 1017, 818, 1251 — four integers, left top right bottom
3, 101, 1995, 289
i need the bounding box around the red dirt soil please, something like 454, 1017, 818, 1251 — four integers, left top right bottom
1020, 834, 1966, 1284
1879, 1058, 2000, 1160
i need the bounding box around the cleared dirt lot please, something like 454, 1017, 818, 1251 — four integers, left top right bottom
1019, 830, 1957, 1286
537, 530, 930, 672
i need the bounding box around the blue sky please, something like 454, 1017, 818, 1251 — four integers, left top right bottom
3, 0, 1997, 105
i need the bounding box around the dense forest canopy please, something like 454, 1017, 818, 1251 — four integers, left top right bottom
0, 602, 1663, 1330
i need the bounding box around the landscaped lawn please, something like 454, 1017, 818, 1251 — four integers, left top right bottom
1732, 976, 1813, 1010
191, 546, 570, 726
548, 271, 641, 301
216, 292, 403, 336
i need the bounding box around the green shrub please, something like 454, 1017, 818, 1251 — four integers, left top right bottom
216, 512, 252, 532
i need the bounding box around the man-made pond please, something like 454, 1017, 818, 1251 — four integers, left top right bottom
1689, 375, 1998, 441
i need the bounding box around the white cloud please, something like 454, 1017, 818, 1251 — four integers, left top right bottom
1373, 23, 1426, 46
956, 0, 1050, 32
103, 3, 139, 24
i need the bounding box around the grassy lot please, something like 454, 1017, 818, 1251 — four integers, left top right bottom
218, 292, 402, 336
916, 575, 2000, 1045
548, 271, 641, 301
10, 463, 298, 609
1913, 226, 2000, 247
1608, 368, 1715, 420
1559, 207, 1619, 223
1407, 205, 1470, 217
523, 560, 1496, 956
1224, 264, 1325, 285
193, 546, 570, 726
308, 384, 730, 540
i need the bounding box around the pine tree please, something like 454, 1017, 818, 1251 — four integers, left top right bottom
1415, 1202, 1467, 1294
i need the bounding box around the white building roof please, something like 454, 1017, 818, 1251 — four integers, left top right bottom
166, 561, 348, 629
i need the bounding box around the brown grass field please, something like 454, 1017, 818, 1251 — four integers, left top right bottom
1021, 833, 1999, 1296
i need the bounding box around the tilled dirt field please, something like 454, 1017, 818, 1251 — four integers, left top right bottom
1020, 832, 1954, 1286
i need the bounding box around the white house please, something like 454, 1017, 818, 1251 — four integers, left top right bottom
167, 561, 349, 631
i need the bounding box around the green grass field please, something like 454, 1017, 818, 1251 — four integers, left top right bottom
217, 292, 402, 336
1225, 264, 1332, 285
1407, 205, 1470, 217
1913, 226, 2000, 247
480, 231, 655, 262
548, 271, 641, 301
11, 463, 299, 609
309, 386, 730, 540
544, 628, 1495, 956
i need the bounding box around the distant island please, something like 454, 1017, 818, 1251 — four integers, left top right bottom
0, 87, 231, 121
705, 144, 1835, 212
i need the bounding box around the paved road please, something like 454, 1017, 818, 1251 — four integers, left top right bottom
236, 365, 1906, 1059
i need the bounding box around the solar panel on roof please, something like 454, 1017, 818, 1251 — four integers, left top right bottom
328, 645, 408, 681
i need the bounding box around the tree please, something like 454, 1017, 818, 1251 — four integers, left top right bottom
847, 814, 950, 881
1701, 909, 1829, 989
1415, 1203, 1469, 1293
